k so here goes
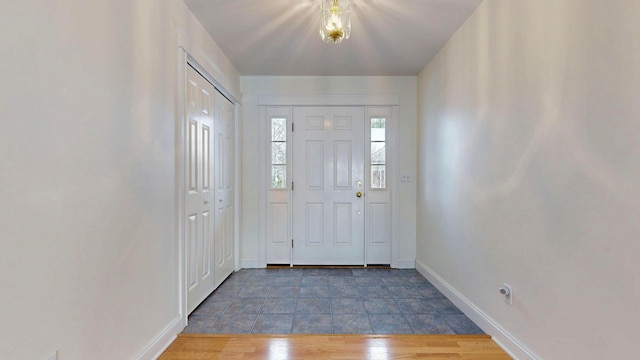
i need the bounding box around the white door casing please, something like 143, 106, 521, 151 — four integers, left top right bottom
292, 106, 366, 265
185, 65, 216, 313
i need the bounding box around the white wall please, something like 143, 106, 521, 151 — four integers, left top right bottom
417, 0, 640, 359
0, 1, 239, 359
240, 76, 417, 267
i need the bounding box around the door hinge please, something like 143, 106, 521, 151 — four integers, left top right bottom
292, 122, 294, 132
292, 239, 294, 248
291, 181, 294, 190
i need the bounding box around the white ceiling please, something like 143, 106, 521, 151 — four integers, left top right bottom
183, 0, 483, 76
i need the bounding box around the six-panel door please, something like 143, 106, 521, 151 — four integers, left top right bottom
292, 107, 366, 265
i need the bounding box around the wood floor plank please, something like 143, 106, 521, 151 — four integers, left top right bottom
159, 334, 512, 359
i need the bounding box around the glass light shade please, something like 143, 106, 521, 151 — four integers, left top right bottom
319, 0, 351, 43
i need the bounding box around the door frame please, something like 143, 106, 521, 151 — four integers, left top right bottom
257, 94, 399, 268
177, 33, 241, 328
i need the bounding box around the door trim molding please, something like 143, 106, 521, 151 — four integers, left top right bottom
258, 94, 399, 268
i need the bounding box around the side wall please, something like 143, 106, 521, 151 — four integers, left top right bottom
240, 76, 417, 268
416, 0, 640, 359
0, 1, 240, 359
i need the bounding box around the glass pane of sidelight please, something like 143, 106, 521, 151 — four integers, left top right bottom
271, 118, 287, 141
371, 165, 386, 189
371, 118, 386, 142
272, 142, 286, 165
371, 142, 386, 165
371, 117, 386, 189
272, 165, 286, 189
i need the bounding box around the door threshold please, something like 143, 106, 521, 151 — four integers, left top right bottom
266, 264, 390, 269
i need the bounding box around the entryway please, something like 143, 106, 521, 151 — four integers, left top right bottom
262, 99, 395, 267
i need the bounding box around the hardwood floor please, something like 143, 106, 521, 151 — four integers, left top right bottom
159, 334, 512, 359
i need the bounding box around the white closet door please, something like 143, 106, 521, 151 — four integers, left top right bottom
185, 66, 216, 313
292, 106, 365, 265
214, 91, 235, 287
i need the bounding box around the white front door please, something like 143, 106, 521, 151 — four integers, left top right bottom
292, 106, 365, 265
214, 91, 235, 287
185, 66, 216, 313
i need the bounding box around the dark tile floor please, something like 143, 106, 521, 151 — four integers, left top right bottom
184, 268, 484, 335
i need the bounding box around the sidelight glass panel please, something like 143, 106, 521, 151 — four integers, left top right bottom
271, 117, 288, 189
271, 118, 286, 141
272, 142, 286, 165
371, 165, 386, 189
370, 117, 387, 189
371, 142, 385, 165
272, 165, 286, 189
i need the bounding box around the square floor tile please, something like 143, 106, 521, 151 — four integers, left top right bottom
226, 297, 264, 314
381, 277, 409, 286
262, 298, 298, 314
268, 269, 303, 277
211, 314, 258, 334
330, 285, 360, 298
274, 277, 302, 286
357, 285, 391, 298
300, 286, 331, 298
395, 298, 435, 314
302, 269, 331, 276
238, 286, 271, 298
183, 314, 218, 333
430, 298, 464, 314
354, 277, 384, 286
268, 285, 300, 298
330, 298, 367, 314
301, 276, 329, 286
418, 286, 447, 299
329, 277, 356, 286
195, 298, 232, 315
252, 314, 294, 334
332, 314, 372, 334
212, 285, 242, 298
386, 285, 424, 298
363, 299, 401, 314
405, 314, 455, 334
296, 298, 331, 313
292, 314, 332, 334
325, 269, 353, 277
369, 315, 414, 334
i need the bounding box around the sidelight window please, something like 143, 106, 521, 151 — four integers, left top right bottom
371, 117, 386, 189
271, 117, 287, 189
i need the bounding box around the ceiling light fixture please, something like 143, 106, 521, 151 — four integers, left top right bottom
319, 0, 351, 44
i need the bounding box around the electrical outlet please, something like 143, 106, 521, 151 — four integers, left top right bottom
499, 283, 512, 305
45, 351, 58, 360
401, 173, 412, 182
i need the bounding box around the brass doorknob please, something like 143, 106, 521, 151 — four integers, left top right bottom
356, 191, 362, 198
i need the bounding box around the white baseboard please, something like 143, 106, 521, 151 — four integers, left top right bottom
135, 315, 183, 360
415, 259, 540, 360
396, 259, 416, 269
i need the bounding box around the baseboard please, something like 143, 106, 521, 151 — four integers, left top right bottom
135, 315, 183, 360
415, 259, 540, 360
396, 259, 416, 269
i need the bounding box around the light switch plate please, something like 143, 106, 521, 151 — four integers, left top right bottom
401, 173, 412, 182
